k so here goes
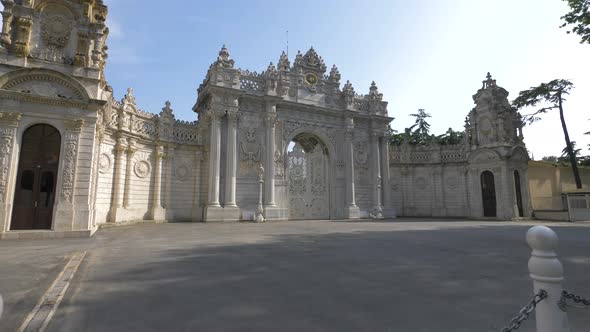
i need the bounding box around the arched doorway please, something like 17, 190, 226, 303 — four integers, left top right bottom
287, 133, 330, 220
11, 124, 61, 230
480, 171, 497, 217
514, 170, 524, 217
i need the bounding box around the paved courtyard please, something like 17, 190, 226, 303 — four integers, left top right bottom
1, 219, 590, 331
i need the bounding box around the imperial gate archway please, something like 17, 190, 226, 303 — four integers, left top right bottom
287, 133, 330, 220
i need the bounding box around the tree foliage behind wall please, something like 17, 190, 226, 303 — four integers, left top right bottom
387, 110, 464, 146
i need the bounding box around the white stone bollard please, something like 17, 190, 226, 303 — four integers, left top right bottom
0, 294, 3, 320
526, 226, 570, 332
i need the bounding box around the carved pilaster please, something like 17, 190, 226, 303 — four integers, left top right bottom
61, 119, 84, 204
0, 112, 20, 204
122, 138, 136, 208
150, 145, 166, 219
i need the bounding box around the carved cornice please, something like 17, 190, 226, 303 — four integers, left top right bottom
0, 90, 97, 109
0, 112, 21, 127
64, 118, 85, 131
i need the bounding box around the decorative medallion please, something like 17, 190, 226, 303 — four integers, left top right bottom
415, 177, 427, 190
134, 160, 151, 178
304, 72, 318, 86
175, 164, 190, 181
446, 176, 459, 190
98, 153, 111, 174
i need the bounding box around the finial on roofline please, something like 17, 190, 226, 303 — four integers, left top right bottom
483, 72, 497, 89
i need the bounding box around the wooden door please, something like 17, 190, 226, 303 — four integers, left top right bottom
11, 124, 60, 230
514, 170, 524, 217
481, 171, 497, 217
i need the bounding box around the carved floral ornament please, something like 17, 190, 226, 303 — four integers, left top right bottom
41, 14, 73, 48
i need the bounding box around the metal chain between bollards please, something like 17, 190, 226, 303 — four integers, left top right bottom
500, 290, 547, 332
559, 290, 590, 311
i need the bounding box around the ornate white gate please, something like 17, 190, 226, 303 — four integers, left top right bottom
288, 142, 329, 219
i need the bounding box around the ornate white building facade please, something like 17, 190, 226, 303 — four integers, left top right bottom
0, 1, 531, 239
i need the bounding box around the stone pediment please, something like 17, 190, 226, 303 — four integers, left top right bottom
0, 68, 90, 102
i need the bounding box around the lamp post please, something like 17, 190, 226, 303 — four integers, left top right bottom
254, 164, 266, 222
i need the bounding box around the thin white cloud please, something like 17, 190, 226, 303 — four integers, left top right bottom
106, 17, 124, 39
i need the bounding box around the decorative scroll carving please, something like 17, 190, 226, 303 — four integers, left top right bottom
0, 125, 15, 202
61, 132, 80, 203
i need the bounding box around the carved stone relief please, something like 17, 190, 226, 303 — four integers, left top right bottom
239, 116, 262, 175
415, 177, 427, 191
98, 153, 111, 174
0, 131, 14, 202
134, 160, 151, 178
174, 157, 191, 181
61, 132, 80, 203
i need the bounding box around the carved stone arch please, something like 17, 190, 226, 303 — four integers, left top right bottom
509, 147, 529, 162
284, 127, 336, 163
34, 0, 80, 19
467, 148, 501, 164
0, 68, 91, 102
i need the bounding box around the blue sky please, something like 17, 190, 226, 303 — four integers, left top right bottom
68, 1, 590, 157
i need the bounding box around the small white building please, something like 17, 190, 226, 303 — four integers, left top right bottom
0, 1, 531, 239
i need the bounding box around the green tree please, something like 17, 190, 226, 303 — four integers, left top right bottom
561, 141, 582, 158
560, 0, 590, 44
513, 79, 583, 188
408, 109, 432, 144
436, 127, 464, 145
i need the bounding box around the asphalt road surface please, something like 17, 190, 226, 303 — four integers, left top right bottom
1, 219, 590, 331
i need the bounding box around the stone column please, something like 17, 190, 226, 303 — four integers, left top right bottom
370, 131, 383, 219
344, 118, 360, 219
109, 135, 126, 222
122, 138, 136, 209
162, 144, 174, 212
13, 16, 32, 57
150, 145, 165, 220
203, 110, 225, 222
207, 112, 222, 207
264, 106, 277, 208
0, 1, 15, 48
92, 24, 106, 67
380, 135, 395, 218
224, 111, 239, 208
